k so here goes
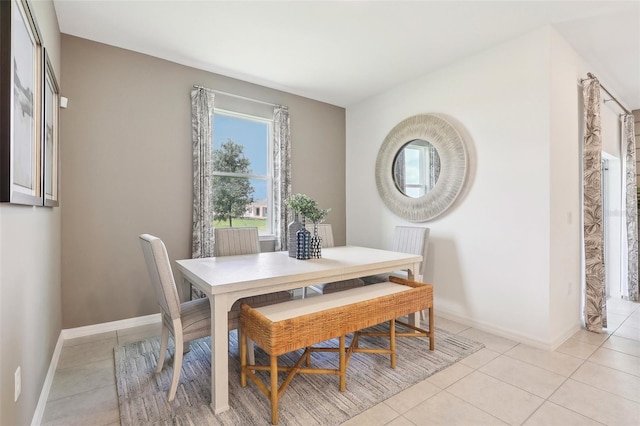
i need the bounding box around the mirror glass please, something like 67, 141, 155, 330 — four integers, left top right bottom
392, 139, 441, 198
375, 114, 467, 222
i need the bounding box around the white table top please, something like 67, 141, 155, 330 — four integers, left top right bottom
175, 245, 422, 297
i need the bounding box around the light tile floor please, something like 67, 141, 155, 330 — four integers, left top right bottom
41, 298, 640, 425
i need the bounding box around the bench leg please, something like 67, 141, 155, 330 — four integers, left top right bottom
339, 335, 346, 392
429, 306, 435, 351
390, 319, 396, 368
270, 355, 279, 425
305, 347, 311, 366
240, 329, 247, 387
247, 336, 256, 365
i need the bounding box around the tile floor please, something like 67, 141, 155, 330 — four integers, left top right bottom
41, 297, 640, 425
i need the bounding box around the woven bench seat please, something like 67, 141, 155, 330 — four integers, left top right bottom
239, 276, 434, 424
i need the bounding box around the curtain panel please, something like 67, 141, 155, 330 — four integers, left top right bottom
273, 106, 292, 251
582, 77, 607, 332
191, 87, 215, 260
623, 114, 639, 301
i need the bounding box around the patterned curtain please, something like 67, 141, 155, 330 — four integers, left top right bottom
190, 87, 215, 261
583, 76, 607, 332
623, 114, 639, 301
273, 106, 291, 251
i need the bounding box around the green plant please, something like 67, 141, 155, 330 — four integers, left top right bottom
285, 193, 318, 218
306, 206, 331, 224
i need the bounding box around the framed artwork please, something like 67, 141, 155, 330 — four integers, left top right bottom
43, 49, 59, 207
0, 0, 43, 205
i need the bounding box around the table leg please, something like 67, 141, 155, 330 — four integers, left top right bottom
407, 261, 421, 327
181, 277, 191, 302
210, 294, 230, 413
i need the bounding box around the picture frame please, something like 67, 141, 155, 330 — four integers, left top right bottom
0, 0, 43, 205
42, 49, 59, 207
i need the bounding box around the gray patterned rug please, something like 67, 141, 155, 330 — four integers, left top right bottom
115, 323, 483, 425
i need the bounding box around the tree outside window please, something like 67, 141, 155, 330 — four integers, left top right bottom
212, 139, 255, 227
212, 110, 272, 233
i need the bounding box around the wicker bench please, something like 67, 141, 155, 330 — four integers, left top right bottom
239, 276, 434, 424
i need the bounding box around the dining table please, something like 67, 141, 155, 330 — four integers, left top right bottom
175, 245, 422, 414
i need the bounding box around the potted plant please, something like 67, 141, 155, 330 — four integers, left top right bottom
285, 193, 318, 220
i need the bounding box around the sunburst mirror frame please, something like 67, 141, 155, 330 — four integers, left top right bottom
375, 114, 468, 222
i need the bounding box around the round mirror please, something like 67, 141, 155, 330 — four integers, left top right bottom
376, 114, 467, 222
393, 139, 441, 198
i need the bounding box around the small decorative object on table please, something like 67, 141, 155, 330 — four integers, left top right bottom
310, 225, 322, 258
296, 216, 311, 260
306, 205, 330, 259
286, 193, 330, 260
287, 212, 302, 258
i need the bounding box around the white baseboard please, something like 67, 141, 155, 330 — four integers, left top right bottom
32, 313, 161, 425
435, 308, 579, 351
60, 313, 161, 340
31, 333, 64, 426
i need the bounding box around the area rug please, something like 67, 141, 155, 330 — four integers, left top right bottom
115, 323, 484, 425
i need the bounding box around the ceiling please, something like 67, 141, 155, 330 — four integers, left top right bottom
53, 1, 640, 110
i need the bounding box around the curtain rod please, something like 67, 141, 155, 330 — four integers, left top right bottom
580, 73, 631, 115
193, 85, 280, 108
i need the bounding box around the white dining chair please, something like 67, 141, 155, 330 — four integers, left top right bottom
363, 226, 430, 283
362, 226, 430, 319
214, 227, 293, 331
302, 223, 364, 297
139, 234, 211, 401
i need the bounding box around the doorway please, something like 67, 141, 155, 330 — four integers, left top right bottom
602, 153, 623, 299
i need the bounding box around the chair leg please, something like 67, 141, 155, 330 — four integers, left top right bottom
168, 324, 184, 402
156, 324, 170, 373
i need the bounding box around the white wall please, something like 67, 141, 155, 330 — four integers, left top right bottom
347, 28, 554, 347
548, 29, 628, 342
548, 29, 584, 345
0, 2, 61, 425
347, 26, 628, 348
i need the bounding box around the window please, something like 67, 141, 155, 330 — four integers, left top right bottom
401, 141, 440, 198
212, 109, 273, 235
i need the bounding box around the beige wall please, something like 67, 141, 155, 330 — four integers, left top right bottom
0, 2, 61, 425
60, 35, 346, 328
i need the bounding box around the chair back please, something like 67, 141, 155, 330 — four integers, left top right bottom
139, 234, 181, 321
392, 226, 430, 279
214, 227, 261, 256
305, 223, 335, 248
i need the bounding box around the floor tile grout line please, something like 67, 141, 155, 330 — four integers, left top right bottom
54, 353, 117, 372
569, 368, 640, 405
520, 318, 640, 426
43, 381, 118, 405
501, 348, 585, 378
423, 343, 534, 425
439, 386, 528, 425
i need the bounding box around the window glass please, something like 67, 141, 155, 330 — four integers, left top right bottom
212, 110, 272, 234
